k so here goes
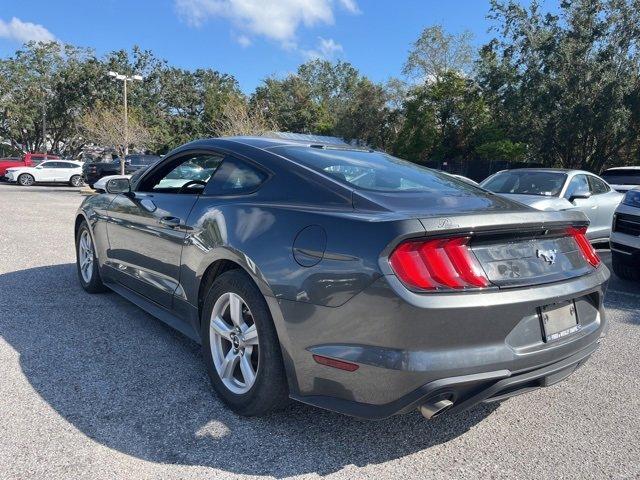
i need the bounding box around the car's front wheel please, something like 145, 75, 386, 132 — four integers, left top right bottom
76, 221, 108, 293
70, 175, 82, 187
18, 173, 35, 186
201, 269, 289, 416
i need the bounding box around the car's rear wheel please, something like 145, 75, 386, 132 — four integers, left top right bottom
18, 174, 34, 186
70, 175, 82, 187
76, 222, 108, 293
612, 250, 640, 281
201, 269, 289, 416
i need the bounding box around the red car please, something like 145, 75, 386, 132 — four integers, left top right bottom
0, 153, 60, 178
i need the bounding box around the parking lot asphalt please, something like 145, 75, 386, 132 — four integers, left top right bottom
0, 182, 639, 480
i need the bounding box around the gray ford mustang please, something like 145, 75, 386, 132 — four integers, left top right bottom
75, 136, 609, 420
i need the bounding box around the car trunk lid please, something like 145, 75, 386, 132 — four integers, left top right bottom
419, 210, 594, 289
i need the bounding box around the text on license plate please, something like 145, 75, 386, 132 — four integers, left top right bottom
539, 300, 580, 342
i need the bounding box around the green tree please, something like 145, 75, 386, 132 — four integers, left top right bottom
478, 0, 640, 171
396, 71, 491, 162
0, 42, 102, 156
403, 25, 474, 82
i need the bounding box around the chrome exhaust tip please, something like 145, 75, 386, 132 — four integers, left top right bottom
419, 399, 454, 419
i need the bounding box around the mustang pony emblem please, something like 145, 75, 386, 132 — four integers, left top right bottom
536, 248, 558, 265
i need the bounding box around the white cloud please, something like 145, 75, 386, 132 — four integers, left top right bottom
0, 17, 56, 43
175, 0, 359, 46
302, 37, 343, 60
338, 0, 360, 14
236, 34, 252, 47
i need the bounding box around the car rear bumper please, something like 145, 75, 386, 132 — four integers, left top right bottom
291, 339, 600, 419
277, 265, 609, 418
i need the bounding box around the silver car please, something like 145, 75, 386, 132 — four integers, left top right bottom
481, 168, 623, 242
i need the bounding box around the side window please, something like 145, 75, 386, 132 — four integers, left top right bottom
39, 161, 54, 169
205, 157, 267, 195
588, 175, 610, 194
565, 174, 589, 198
138, 153, 223, 194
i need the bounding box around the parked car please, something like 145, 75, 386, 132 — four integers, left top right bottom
75, 137, 608, 420
600, 167, 640, 193
481, 168, 623, 242
0, 152, 60, 178
610, 188, 640, 280
5, 160, 83, 186
82, 154, 161, 188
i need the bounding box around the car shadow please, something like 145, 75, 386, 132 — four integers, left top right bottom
0, 264, 497, 477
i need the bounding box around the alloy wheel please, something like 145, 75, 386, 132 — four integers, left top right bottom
78, 230, 94, 283
19, 174, 34, 186
209, 292, 260, 394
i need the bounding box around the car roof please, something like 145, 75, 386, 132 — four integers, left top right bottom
183, 134, 360, 152
603, 166, 640, 171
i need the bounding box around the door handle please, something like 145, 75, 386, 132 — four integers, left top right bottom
159, 216, 181, 228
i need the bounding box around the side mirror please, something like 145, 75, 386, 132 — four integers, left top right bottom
569, 190, 591, 202
35, 165, 43, 169
106, 177, 131, 194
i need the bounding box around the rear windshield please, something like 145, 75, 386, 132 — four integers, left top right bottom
481, 171, 567, 196
601, 169, 640, 185
273, 146, 481, 193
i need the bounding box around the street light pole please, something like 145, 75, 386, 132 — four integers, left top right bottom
42, 101, 46, 154
107, 71, 143, 173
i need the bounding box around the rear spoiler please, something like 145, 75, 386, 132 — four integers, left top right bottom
418, 210, 589, 237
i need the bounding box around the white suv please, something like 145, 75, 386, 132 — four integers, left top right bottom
611, 188, 640, 280
5, 160, 84, 187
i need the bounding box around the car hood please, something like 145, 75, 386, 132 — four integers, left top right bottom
492, 193, 570, 211
609, 183, 638, 193
5, 166, 33, 173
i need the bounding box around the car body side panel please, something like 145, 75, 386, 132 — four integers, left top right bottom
179, 197, 425, 312
104, 191, 199, 308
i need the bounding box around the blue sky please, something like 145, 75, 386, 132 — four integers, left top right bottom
0, 0, 500, 92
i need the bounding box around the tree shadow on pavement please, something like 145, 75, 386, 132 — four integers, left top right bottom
0, 264, 497, 478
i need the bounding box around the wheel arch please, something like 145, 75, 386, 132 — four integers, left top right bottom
195, 250, 297, 392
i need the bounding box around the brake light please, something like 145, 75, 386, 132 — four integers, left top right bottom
568, 227, 601, 267
389, 236, 489, 291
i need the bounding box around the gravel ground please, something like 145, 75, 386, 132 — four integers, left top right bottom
0, 182, 639, 480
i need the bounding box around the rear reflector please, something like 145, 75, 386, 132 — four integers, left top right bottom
569, 227, 601, 267
312, 354, 359, 372
389, 236, 489, 291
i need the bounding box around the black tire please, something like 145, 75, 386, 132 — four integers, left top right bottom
18, 173, 35, 186
612, 250, 640, 281
75, 221, 108, 293
70, 175, 82, 187
201, 269, 289, 416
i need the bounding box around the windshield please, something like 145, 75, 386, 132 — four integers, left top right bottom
601, 169, 640, 186
481, 171, 567, 196
273, 146, 482, 193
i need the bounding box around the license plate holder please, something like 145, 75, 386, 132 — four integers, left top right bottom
539, 300, 580, 342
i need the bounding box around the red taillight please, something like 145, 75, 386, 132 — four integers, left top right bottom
389, 236, 490, 291
569, 227, 601, 267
